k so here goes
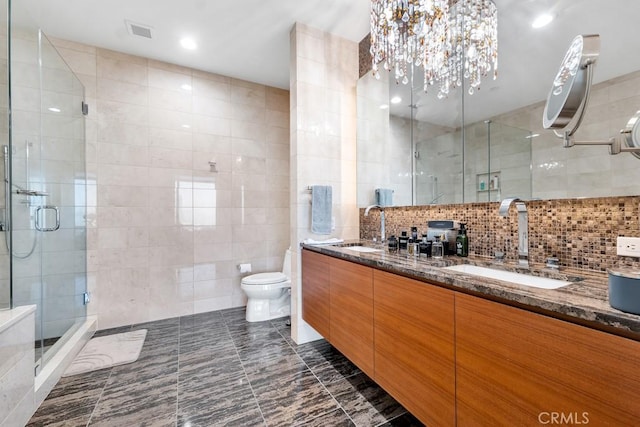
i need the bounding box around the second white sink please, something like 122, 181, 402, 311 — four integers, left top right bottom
344, 246, 382, 253
443, 264, 571, 289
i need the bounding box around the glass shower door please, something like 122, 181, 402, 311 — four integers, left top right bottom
37, 31, 87, 369
9, 28, 87, 370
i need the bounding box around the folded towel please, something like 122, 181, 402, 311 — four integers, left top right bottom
375, 188, 394, 207
302, 238, 344, 246
311, 185, 332, 235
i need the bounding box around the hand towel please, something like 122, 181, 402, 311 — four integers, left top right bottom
311, 185, 332, 234
375, 188, 394, 207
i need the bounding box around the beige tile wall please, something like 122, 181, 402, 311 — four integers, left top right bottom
290, 23, 359, 343
51, 38, 290, 329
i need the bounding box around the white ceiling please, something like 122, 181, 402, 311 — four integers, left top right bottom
17, 0, 372, 89
15, 0, 640, 127
389, 0, 640, 126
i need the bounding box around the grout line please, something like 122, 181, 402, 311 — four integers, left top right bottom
226, 317, 269, 427
84, 323, 135, 426
84, 366, 115, 426
272, 319, 357, 426
174, 316, 182, 427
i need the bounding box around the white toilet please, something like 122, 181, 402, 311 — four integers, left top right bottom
241, 249, 292, 322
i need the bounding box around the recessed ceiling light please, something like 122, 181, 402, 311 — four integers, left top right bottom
181, 124, 191, 129
180, 84, 192, 91
180, 37, 197, 50
532, 14, 554, 29
390, 96, 402, 104
48, 107, 61, 113
379, 104, 389, 110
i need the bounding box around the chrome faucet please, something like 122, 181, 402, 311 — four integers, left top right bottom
499, 197, 529, 267
364, 204, 385, 243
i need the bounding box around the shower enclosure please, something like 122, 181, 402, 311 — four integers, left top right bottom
3, 13, 88, 373
414, 120, 532, 204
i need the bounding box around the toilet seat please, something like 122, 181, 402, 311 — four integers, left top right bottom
242, 272, 288, 286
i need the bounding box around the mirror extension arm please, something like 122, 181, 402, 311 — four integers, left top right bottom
543, 34, 640, 158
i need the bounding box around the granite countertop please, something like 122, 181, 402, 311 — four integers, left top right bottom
301, 241, 640, 340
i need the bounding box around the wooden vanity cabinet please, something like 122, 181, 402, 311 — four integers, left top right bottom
455, 293, 640, 426
301, 249, 331, 339
373, 270, 455, 427
302, 249, 640, 426
329, 257, 374, 377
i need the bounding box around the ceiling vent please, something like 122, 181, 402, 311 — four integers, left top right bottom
126, 20, 153, 39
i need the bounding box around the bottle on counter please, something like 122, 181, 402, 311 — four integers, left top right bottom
399, 231, 409, 251
411, 226, 418, 241
387, 235, 398, 253
407, 238, 419, 257
456, 222, 469, 257
419, 234, 432, 257
432, 235, 444, 259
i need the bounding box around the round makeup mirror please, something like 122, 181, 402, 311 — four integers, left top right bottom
542, 34, 600, 135
622, 111, 640, 159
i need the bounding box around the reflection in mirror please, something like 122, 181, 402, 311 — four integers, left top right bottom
358, 0, 640, 206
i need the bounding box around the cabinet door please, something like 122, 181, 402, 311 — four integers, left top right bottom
374, 270, 455, 427
456, 293, 640, 426
329, 257, 374, 377
301, 249, 331, 339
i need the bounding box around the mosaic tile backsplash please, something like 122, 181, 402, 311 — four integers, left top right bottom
360, 196, 640, 273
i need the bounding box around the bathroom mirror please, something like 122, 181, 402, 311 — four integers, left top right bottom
357, 0, 640, 206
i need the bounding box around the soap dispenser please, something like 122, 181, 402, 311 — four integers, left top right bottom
456, 223, 469, 257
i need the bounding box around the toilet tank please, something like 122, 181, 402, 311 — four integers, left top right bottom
282, 248, 292, 278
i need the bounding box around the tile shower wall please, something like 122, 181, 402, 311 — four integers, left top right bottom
50, 38, 290, 329
360, 196, 640, 272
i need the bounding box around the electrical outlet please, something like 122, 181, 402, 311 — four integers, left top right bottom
617, 236, 640, 257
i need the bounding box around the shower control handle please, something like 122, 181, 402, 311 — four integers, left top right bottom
35, 206, 60, 232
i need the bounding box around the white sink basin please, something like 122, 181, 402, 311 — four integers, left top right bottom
443, 264, 571, 289
344, 246, 383, 253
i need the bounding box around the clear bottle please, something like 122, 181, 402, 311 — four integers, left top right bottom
432, 235, 444, 259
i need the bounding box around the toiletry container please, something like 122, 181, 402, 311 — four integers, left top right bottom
608, 269, 640, 315
411, 226, 418, 241
388, 235, 398, 253
456, 223, 469, 257
432, 235, 444, 259
399, 231, 409, 251
419, 234, 431, 257
407, 239, 419, 257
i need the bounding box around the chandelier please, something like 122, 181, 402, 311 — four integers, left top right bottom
370, 0, 498, 99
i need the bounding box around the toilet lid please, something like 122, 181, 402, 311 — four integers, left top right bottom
243, 272, 288, 285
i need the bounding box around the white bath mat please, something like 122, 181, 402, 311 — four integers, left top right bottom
62, 329, 147, 377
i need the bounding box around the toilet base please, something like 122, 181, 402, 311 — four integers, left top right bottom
245, 291, 291, 322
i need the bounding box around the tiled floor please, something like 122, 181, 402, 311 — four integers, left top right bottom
28, 308, 424, 426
